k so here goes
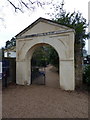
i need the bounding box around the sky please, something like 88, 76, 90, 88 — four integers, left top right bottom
0, 0, 89, 51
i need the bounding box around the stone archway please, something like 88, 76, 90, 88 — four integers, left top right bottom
30, 44, 60, 87
16, 17, 75, 90
25, 43, 60, 87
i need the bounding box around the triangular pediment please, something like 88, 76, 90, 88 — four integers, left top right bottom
15, 17, 71, 38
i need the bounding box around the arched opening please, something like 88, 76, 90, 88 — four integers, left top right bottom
30, 43, 60, 88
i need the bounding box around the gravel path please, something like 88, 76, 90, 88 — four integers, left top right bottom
2, 85, 88, 118
2, 66, 88, 118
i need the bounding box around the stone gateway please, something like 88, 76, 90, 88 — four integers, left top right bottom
16, 17, 75, 90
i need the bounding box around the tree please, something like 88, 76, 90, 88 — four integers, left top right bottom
45, 46, 59, 69
31, 45, 59, 70
51, 4, 88, 86
31, 46, 48, 67
5, 37, 16, 49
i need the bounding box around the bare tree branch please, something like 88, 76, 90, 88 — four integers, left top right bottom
28, 0, 35, 4
21, 0, 29, 9
7, 0, 24, 12
6, 0, 51, 13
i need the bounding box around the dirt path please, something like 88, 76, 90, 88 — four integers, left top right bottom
2, 66, 88, 118
2, 84, 88, 118
45, 65, 59, 88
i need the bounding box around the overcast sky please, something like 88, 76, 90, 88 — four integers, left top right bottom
0, 0, 89, 51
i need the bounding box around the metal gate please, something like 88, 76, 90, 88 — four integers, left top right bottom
31, 66, 46, 85
31, 46, 46, 85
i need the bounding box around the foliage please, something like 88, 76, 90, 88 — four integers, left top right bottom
54, 11, 88, 48
31, 45, 59, 69
45, 46, 59, 69
83, 65, 90, 85
31, 46, 48, 67
5, 37, 16, 49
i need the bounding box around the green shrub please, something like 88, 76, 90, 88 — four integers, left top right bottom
83, 65, 90, 85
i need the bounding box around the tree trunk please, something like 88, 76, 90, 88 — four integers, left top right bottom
75, 45, 83, 88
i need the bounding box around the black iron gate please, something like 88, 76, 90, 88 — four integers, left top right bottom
31, 66, 46, 85
31, 46, 46, 85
